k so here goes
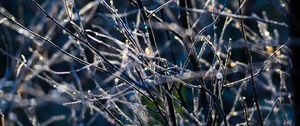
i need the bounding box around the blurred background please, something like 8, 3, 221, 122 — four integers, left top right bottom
0, 0, 293, 125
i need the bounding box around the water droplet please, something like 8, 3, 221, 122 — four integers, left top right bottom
231, 111, 238, 116
17, 29, 25, 34
216, 72, 223, 80
242, 97, 246, 100
114, 78, 119, 83
8, 113, 17, 121
266, 46, 273, 54
145, 47, 153, 56
230, 62, 237, 68
30, 99, 37, 106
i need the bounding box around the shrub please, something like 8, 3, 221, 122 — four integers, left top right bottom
0, 0, 293, 125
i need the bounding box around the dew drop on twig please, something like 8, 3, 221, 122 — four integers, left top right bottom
216, 72, 223, 80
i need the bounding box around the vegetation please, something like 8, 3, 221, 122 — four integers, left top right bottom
0, 0, 293, 125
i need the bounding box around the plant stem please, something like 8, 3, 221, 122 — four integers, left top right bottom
238, 0, 264, 125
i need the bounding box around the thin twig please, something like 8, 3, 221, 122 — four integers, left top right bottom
238, 0, 264, 125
